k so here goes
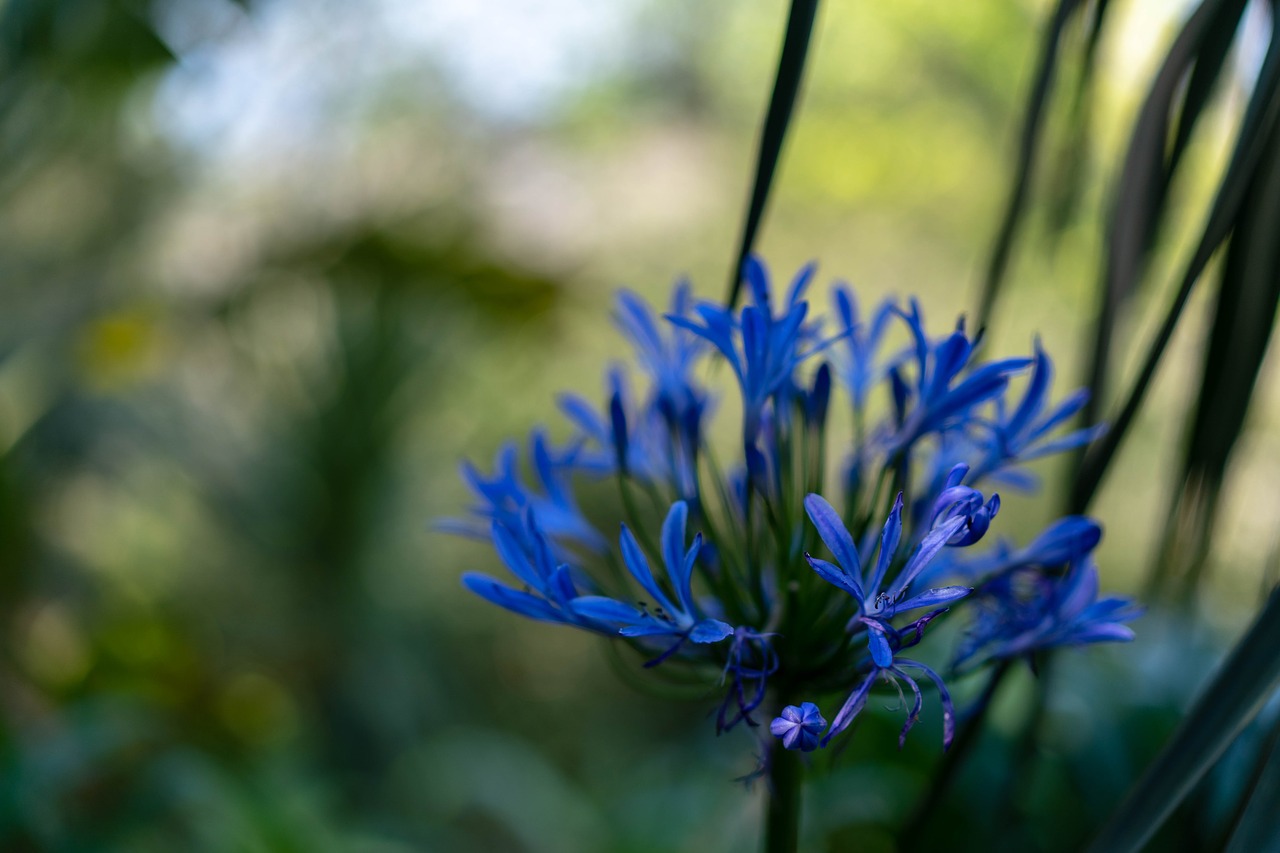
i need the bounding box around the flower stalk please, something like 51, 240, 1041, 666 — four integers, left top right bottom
765, 738, 803, 853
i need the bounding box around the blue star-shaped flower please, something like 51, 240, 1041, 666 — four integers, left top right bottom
803, 492, 971, 667
571, 501, 733, 663
890, 300, 1031, 450
770, 702, 826, 752
956, 556, 1141, 668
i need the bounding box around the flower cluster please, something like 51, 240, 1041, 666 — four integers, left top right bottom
447, 257, 1139, 758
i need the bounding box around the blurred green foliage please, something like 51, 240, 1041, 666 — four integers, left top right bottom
0, 0, 1276, 850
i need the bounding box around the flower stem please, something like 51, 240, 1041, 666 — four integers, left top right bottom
764, 744, 803, 853
903, 658, 1012, 845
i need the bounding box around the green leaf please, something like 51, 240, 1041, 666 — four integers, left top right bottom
1088, 585, 1280, 853
726, 0, 821, 307
1146, 64, 1280, 600
1071, 8, 1280, 512
1223, 717, 1280, 853
1077, 0, 1247, 442
976, 0, 1084, 330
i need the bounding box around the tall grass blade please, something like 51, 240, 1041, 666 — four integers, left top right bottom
727, 0, 821, 307
1078, 0, 1243, 438
976, 0, 1083, 330
1222, 715, 1280, 853
1088, 584, 1280, 853
1071, 13, 1280, 512
1148, 106, 1280, 599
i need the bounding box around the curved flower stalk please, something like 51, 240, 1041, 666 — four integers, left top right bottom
445, 254, 1138, 774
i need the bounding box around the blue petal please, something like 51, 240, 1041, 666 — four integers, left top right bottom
568, 595, 644, 626
661, 501, 692, 608
805, 554, 865, 599
557, 393, 609, 441
893, 585, 971, 614
804, 493, 862, 577
863, 620, 894, 667
1025, 516, 1102, 565
491, 519, 545, 591
823, 669, 879, 746
785, 261, 817, 307
462, 572, 570, 624
865, 493, 904, 596
1004, 340, 1051, 440
618, 524, 679, 615
743, 255, 772, 308
689, 619, 734, 643
890, 516, 966, 599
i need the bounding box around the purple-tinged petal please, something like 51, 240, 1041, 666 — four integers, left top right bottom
897, 660, 956, 750
891, 668, 924, 749
823, 670, 879, 746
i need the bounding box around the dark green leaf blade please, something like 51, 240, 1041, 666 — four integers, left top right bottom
1088, 585, 1280, 853
1072, 13, 1280, 512
1077, 0, 1243, 438
1223, 717, 1280, 853
1148, 100, 1280, 598
726, 0, 821, 307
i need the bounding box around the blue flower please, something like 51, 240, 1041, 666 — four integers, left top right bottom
770, 702, 826, 752
928, 464, 1001, 547
447, 433, 606, 554
891, 300, 1032, 450
461, 512, 614, 634
955, 556, 1141, 667
571, 501, 733, 663
614, 281, 708, 430
831, 285, 898, 412
774, 610, 957, 750
668, 256, 835, 449
804, 492, 971, 667
969, 338, 1106, 482
558, 368, 699, 498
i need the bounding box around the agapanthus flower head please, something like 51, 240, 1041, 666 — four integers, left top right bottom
446, 255, 1136, 769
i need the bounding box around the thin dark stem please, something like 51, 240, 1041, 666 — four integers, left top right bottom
727, 0, 821, 307
996, 655, 1056, 844
902, 659, 1013, 844
764, 743, 803, 853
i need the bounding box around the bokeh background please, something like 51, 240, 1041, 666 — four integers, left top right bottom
1, 0, 1277, 850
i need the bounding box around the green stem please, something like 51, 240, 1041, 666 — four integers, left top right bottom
764, 744, 803, 853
